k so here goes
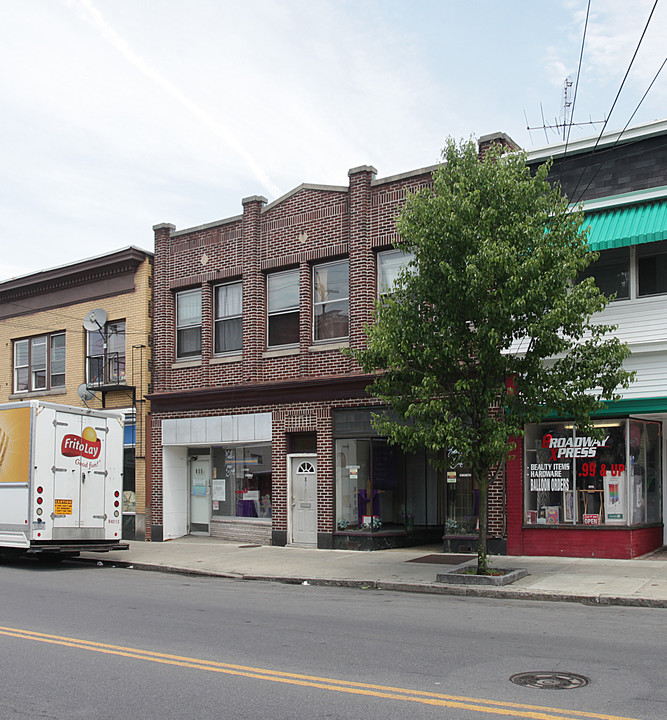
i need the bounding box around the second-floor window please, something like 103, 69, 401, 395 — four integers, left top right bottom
214, 281, 242, 354
87, 321, 126, 386
377, 248, 415, 295
638, 240, 667, 297
267, 269, 300, 347
313, 259, 349, 341
580, 247, 630, 300
14, 332, 66, 393
176, 289, 202, 359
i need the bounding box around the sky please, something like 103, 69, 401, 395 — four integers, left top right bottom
1, 0, 666, 282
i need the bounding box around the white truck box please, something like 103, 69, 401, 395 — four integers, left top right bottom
0, 400, 128, 558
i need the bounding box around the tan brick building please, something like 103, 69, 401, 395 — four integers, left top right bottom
0, 247, 153, 539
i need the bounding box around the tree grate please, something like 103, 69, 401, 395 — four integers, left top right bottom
509, 672, 590, 690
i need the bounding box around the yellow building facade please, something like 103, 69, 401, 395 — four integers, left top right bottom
0, 247, 153, 539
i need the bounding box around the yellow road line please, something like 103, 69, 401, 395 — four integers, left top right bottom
0, 625, 640, 720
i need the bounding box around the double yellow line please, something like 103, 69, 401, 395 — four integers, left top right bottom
0, 625, 639, 720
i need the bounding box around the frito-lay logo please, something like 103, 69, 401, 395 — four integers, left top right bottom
61, 427, 101, 459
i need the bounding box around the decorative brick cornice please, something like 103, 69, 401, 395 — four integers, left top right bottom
260, 243, 349, 271
0, 247, 152, 308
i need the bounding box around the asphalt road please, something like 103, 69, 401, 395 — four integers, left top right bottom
0, 557, 664, 720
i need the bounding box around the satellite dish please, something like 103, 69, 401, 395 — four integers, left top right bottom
82, 308, 107, 332
77, 383, 96, 402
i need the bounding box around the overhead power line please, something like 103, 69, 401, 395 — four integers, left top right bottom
569, 0, 660, 204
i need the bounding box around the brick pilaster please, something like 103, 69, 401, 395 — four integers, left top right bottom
347, 165, 377, 356
241, 195, 267, 383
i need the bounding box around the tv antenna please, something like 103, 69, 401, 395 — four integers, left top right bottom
525, 77, 605, 143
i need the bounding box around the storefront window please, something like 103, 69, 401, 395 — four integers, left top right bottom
336, 439, 401, 531
211, 443, 272, 519
444, 467, 478, 535
629, 420, 662, 524
334, 437, 444, 532
524, 420, 662, 526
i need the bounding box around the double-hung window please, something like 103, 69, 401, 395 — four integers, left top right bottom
313, 259, 349, 341
176, 289, 202, 359
214, 281, 242, 354
13, 332, 66, 393
267, 269, 300, 347
377, 249, 415, 295
87, 321, 126, 385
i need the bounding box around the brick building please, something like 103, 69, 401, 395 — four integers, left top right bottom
149, 133, 518, 549
0, 247, 153, 540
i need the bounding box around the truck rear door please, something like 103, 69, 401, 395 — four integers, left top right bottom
52, 411, 108, 535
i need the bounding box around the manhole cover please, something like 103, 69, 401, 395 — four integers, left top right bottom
509, 672, 590, 690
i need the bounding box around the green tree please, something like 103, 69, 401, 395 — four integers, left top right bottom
351, 139, 633, 574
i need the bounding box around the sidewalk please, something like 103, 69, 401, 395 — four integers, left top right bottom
81, 537, 667, 608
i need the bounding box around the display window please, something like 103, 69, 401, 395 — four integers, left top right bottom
211, 443, 272, 519
334, 438, 441, 532
444, 467, 478, 535
524, 420, 662, 526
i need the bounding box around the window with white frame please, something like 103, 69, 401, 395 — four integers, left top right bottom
87, 321, 126, 386
214, 281, 242, 354
13, 332, 66, 393
267, 269, 300, 346
377, 248, 415, 295
176, 288, 202, 359
313, 259, 349, 341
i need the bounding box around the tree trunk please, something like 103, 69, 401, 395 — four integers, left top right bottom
476, 467, 489, 575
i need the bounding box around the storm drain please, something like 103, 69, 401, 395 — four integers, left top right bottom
509, 672, 590, 690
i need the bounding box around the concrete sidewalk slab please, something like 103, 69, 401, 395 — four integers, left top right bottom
79, 537, 667, 608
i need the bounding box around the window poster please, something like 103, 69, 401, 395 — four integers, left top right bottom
212, 478, 226, 501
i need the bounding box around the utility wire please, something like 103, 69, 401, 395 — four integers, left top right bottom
563, 0, 592, 155
571, 53, 667, 206
569, 0, 660, 204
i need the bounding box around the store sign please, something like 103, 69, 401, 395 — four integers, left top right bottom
529, 462, 571, 491
542, 432, 609, 460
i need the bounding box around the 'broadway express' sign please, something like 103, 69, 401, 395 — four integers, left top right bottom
529, 433, 610, 492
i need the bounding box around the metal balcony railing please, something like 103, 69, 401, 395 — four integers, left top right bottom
86, 352, 126, 388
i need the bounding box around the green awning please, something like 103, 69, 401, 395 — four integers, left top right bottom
583, 200, 667, 251
546, 397, 667, 420
593, 397, 667, 417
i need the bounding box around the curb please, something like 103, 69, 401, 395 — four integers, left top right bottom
78, 557, 667, 608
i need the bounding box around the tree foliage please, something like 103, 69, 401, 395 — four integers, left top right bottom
351, 139, 633, 573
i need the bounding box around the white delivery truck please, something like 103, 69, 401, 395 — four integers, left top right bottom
0, 400, 128, 560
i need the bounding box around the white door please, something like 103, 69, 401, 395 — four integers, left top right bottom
52, 410, 108, 537
189, 456, 210, 534
290, 456, 317, 545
